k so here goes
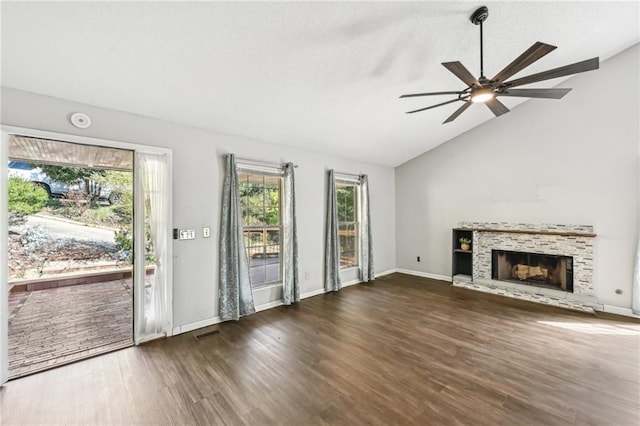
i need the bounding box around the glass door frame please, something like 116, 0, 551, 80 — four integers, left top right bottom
0, 126, 173, 384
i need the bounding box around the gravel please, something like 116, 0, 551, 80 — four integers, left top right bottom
9, 226, 120, 279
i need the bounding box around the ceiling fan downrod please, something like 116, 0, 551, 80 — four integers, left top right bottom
471, 6, 489, 82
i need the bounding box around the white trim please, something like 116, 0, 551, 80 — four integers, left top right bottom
165, 154, 174, 335
299, 269, 398, 300
595, 304, 640, 319
376, 268, 397, 277
252, 282, 283, 293
171, 300, 287, 335
137, 332, 167, 344
255, 300, 284, 312
1, 125, 174, 345
396, 269, 452, 282
301, 288, 327, 299
2, 125, 172, 156
233, 156, 285, 173
342, 279, 361, 288
1, 132, 9, 384
334, 172, 361, 183
173, 316, 222, 335
133, 157, 145, 344
237, 162, 284, 176
172, 268, 400, 336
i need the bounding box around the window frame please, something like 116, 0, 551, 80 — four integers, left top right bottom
335, 177, 361, 270
237, 165, 284, 289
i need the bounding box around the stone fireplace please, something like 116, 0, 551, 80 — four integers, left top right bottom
452, 222, 596, 312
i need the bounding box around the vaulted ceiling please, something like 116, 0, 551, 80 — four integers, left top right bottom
1, 2, 638, 166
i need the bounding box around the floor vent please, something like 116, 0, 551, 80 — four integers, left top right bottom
193, 325, 220, 340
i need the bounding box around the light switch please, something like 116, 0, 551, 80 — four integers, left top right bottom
203, 227, 210, 238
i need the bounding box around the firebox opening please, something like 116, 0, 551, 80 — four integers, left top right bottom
491, 250, 573, 292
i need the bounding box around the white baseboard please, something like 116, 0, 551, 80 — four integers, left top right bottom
342, 279, 360, 288
255, 300, 284, 312
173, 316, 222, 335
136, 332, 167, 345
396, 269, 452, 282
299, 268, 398, 299
376, 268, 397, 277
173, 268, 402, 335
301, 288, 326, 299
595, 304, 640, 319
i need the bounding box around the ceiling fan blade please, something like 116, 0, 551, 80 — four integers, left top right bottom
442, 61, 482, 88
498, 88, 572, 99
504, 57, 599, 88
405, 98, 463, 114
485, 98, 510, 117
491, 42, 557, 84
400, 91, 464, 98
443, 101, 472, 124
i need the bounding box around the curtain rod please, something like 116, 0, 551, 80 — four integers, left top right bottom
224, 154, 298, 168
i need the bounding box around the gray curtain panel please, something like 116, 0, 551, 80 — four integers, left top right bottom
283, 163, 300, 305
219, 154, 256, 321
324, 169, 341, 292
359, 174, 375, 282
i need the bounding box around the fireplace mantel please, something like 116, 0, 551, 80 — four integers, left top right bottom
458, 228, 597, 238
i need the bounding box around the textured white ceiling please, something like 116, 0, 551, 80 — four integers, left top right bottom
1, 1, 638, 166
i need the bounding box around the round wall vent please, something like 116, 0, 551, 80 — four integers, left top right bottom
70, 112, 92, 129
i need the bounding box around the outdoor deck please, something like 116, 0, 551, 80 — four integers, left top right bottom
8, 279, 133, 378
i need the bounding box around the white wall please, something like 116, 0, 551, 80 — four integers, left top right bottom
395, 44, 639, 309
1, 88, 396, 329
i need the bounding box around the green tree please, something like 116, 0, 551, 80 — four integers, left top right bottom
91, 170, 134, 263
240, 184, 280, 226
337, 186, 356, 222
32, 164, 105, 185
8, 178, 49, 214
91, 170, 133, 223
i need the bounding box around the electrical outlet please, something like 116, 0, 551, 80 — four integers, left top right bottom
203, 227, 210, 238
417, 256, 420, 262
305, 271, 310, 280
178, 229, 196, 240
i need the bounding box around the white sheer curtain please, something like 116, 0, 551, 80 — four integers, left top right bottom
137, 152, 171, 340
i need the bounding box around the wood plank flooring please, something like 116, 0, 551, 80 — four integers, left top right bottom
2, 273, 639, 425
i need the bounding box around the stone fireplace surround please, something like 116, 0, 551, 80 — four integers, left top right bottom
452, 222, 596, 313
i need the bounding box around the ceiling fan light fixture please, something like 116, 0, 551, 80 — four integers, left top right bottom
399, 6, 599, 123
470, 88, 494, 103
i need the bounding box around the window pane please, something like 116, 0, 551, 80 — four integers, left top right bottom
336, 184, 356, 222
240, 171, 283, 287
336, 181, 359, 269
338, 223, 358, 268
265, 187, 280, 226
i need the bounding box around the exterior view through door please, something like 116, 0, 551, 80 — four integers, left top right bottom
5, 136, 136, 378
1, 128, 172, 385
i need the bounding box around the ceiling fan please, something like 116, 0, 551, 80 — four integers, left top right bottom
400, 6, 599, 124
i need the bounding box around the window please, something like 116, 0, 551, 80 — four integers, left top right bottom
336, 181, 359, 268
238, 171, 282, 288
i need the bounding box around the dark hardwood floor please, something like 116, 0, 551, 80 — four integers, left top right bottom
2, 273, 639, 425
